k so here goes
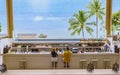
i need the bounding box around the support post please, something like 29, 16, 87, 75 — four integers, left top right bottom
6, 0, 14, 38
106, 0, 112, 37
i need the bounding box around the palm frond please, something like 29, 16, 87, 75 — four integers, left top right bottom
79, 11, 86, 23
96, 12, 103, 20
85, 26, 93, 36
99, 10, 105, 15
100, 8, 105, 11
94, 0, 99, 8
74, 14, 80, 22
77, 27, 82, 35
88, 2, 96, 12
88, 11, 95, 18
69, 18, 79, 26
86, 22, 96, 26
70, 29, 78, 36
68, 24, 79, 31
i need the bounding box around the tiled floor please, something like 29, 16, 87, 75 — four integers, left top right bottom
1, 69, 120, 75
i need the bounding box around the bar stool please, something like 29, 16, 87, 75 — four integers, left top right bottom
19, 60, 27, 69
91, 59, 98, 69
80, 59, 87, 69
103, 59, 110, 69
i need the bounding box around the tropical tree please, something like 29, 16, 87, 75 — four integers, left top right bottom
87, 0, 105, 38
68, 10, 94, 38
112, 10, 120, 34
38, 34, 47, 38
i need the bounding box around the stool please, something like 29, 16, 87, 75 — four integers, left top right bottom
19, 60, 27, 69
91, 59, 98, 69
103, 59, 110, 69
80, 59, 87, 69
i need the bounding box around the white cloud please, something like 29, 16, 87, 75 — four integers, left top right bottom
34, 16, 43, 21
33, 16, 69, 22
46, 17, 62, 20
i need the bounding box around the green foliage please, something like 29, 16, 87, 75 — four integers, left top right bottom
68, 10, 94, 38
112, 10, 120, 24
85, 26, 94, 37
112, 10, 120, 34
38, 34, 47, 38
87, 0, 105, 37
112, 25, 120, 33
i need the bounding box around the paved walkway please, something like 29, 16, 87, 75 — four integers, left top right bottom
1, 69, 120, 75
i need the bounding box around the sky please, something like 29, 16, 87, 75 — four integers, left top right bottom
0, 0, 120, 38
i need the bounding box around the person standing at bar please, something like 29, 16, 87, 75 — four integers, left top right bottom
103, 40, 110, 52
117, 32, 120, 43
51, 48, 58, 69
62, 46, 72, 68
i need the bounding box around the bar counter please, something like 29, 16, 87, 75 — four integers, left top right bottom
2, 52, 120, 69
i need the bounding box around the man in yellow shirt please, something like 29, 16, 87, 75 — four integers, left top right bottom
63, 46, 72, 68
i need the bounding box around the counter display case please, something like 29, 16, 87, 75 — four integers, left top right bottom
9, 39, 106, 54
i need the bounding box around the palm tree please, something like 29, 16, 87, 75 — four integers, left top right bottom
68, 10, 94, 38
87, 0, 105, 38
112, 10, 120, 34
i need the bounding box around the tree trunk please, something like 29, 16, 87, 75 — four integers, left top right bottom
82, 28, 85, 52
82, 28, 84, 39
96, 16, 98, 38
